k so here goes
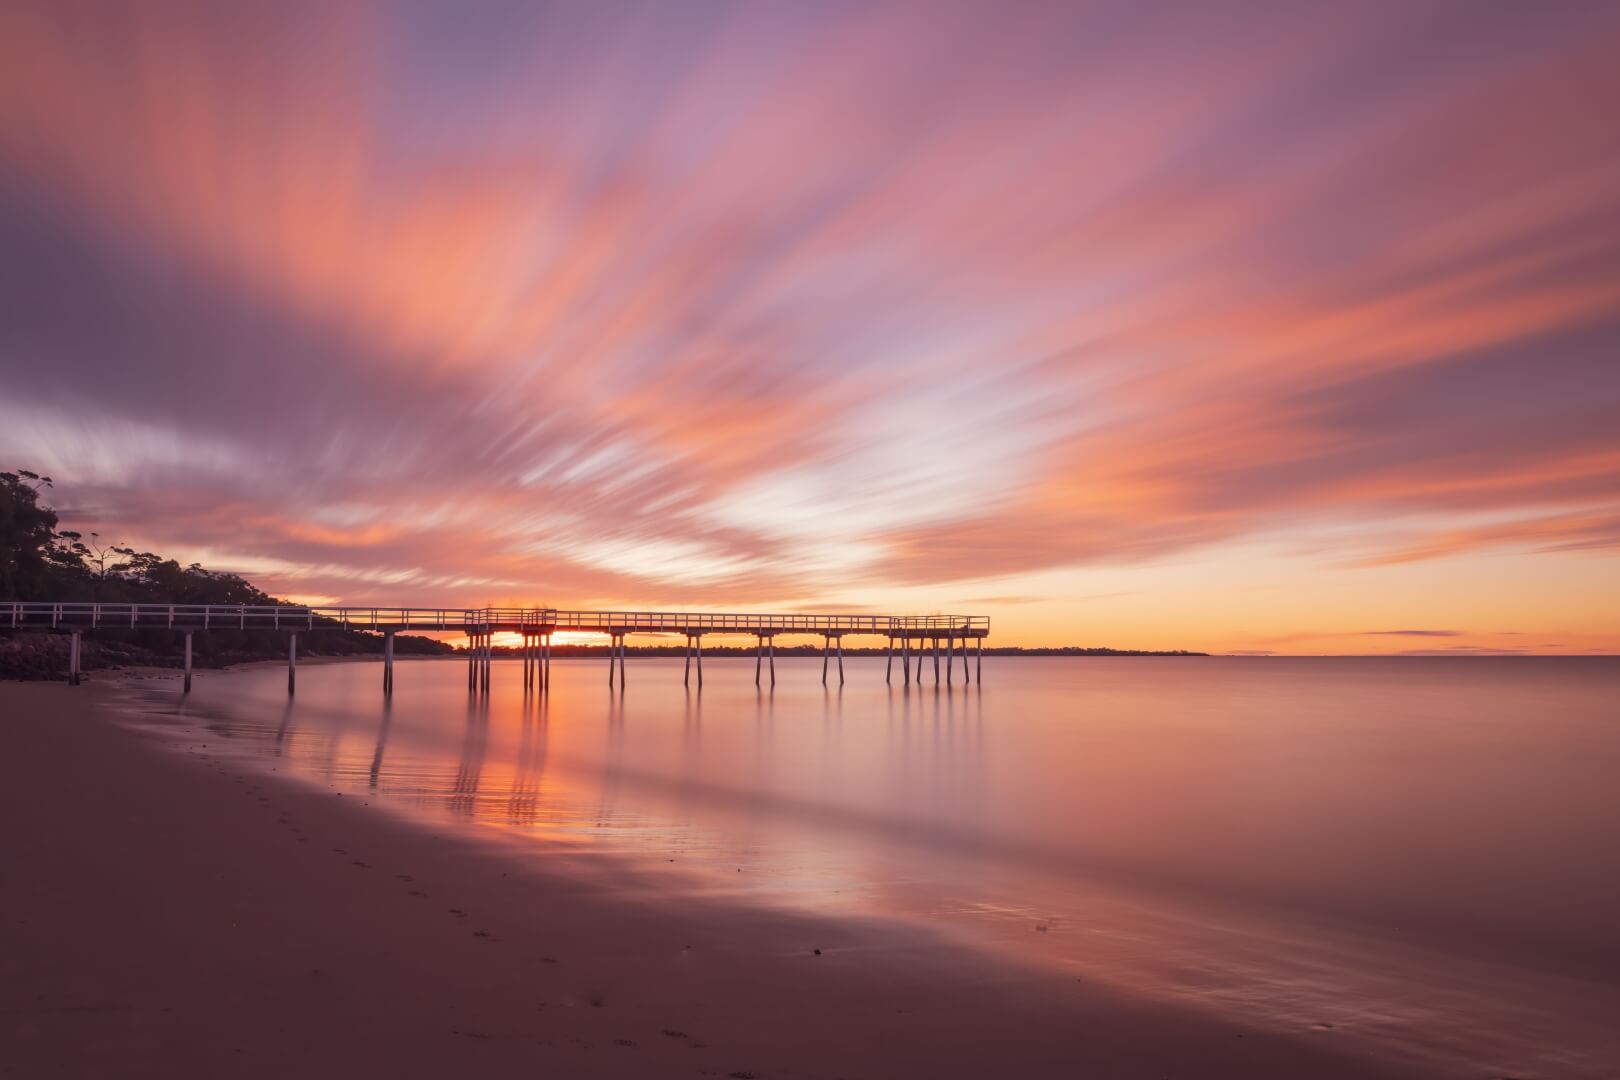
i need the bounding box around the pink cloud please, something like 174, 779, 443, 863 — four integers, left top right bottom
0, 0, 1617, 627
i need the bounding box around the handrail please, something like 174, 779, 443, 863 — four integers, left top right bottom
547, 611, 987, 631
4, 601, 988, 634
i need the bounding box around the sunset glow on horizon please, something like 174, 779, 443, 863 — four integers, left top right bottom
2, 1, 1617, 654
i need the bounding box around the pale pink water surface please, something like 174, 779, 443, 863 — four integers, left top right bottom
126, 656, 1620, 1078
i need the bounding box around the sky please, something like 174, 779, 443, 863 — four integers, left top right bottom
1, 0, 1618, 654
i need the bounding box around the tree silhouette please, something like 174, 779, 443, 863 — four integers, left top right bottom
3, 468, 453, 669
1, 470, 67, 599
84, 533, 127, 580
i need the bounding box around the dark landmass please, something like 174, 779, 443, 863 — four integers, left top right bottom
0, 630, 448, 681
2, 470, 451, 680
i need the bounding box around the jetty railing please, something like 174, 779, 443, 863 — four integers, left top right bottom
546, 610, 988, 634
6, 601, 987, 692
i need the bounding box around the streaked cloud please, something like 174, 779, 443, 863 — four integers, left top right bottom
0, 0, 1617, 651
1361, 630, 1463, 639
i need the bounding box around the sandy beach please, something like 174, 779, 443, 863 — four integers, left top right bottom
0, 678, 1413, 1080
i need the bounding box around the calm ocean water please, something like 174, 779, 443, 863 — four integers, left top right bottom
126, 656, 1620, 1077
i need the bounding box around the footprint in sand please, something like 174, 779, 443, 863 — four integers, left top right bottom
447, 908, 467, 918
351, 861, 369, 869
613, 1039, 636, 1047
663, 1029, 688, 1039
407, 890, 426, 898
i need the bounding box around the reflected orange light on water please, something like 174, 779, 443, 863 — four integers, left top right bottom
460, 630, 614, 650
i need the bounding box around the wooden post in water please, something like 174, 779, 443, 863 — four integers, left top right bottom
754, 635, 763, 685
821, 634, 831, 684
684, 635, 692, 687
288, 632, 297, 695
383, 630, 395, 695
885, 637, 894, 684
695, 633, 703, 688
183, 631, 193, 692
836, 634, 844, 685
69, 630, 81, 686
903, 636, 911, 686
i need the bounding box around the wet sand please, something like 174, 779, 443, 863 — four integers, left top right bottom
0, 681, 1406, 1079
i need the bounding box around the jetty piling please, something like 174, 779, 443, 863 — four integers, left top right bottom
7, 602, 987, 695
